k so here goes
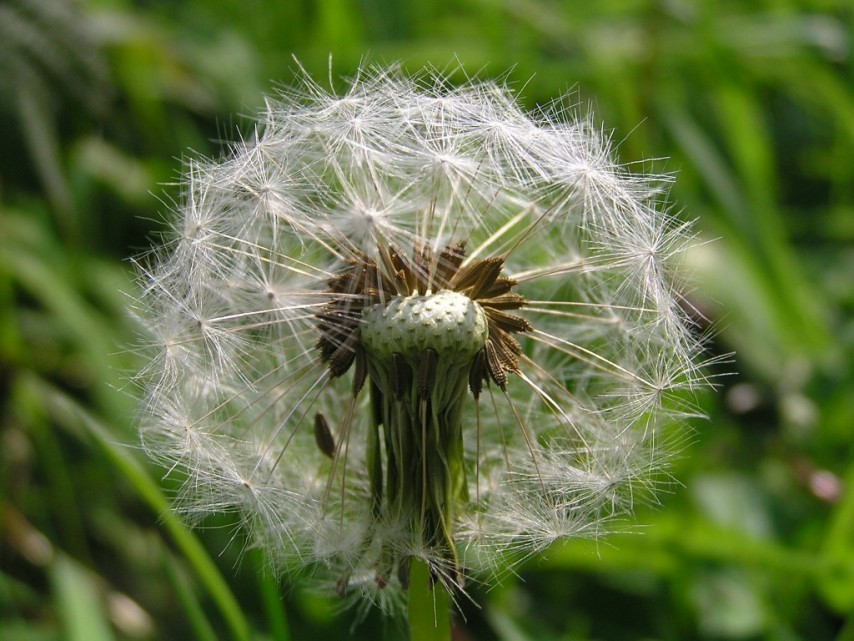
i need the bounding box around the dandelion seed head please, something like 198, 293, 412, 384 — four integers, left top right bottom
133, 62, 707, 611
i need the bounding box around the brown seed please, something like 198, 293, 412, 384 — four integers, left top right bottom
484, 339, 507, 389
486, 308, 532, 334
313, 413, 335, 459
469, 348, 486, 398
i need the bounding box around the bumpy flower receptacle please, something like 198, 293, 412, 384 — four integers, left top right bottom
360, 291, 489, 364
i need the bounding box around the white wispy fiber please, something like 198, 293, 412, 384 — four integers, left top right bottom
133, 63, 708, 611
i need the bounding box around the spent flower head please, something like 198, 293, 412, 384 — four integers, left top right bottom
134, 63, 707, 610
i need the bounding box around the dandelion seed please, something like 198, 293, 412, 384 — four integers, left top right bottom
134, 62, 707, 610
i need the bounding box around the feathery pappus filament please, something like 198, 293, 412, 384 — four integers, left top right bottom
134, 62, 707, 612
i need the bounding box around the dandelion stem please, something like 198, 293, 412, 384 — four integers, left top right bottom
408, 557, 451, 641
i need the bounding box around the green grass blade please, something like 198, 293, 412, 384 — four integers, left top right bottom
31, 376, 252, 641
50, 555, 115, 641
251, 549, 291, 641
161, 549, 220, 641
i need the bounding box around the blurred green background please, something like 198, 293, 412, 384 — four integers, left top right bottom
1, 0, 852, 639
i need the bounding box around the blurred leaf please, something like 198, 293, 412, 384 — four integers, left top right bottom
544, 513, 819, 579
251, 549, 291, 641
50, 555, 115, 641
0, 622, 60, 641
692, 472, 774, 539
819, 462, 854, 613
0, 0, 111, 237
72, 136, 155, 205
14, 87, 73, 227
29, 376, 252, 641
691, 568, 765, 638
487, 608, 542, 641
161, 550, 219, 641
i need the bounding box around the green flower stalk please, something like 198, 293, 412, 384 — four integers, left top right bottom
134, 63, 707, 615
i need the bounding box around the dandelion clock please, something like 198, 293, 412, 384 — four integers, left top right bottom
133, 63, 708, 635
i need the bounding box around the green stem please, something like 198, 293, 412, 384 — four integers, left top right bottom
408, 558, 451, 641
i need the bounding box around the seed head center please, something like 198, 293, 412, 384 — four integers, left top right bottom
360, 290, 488, 365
